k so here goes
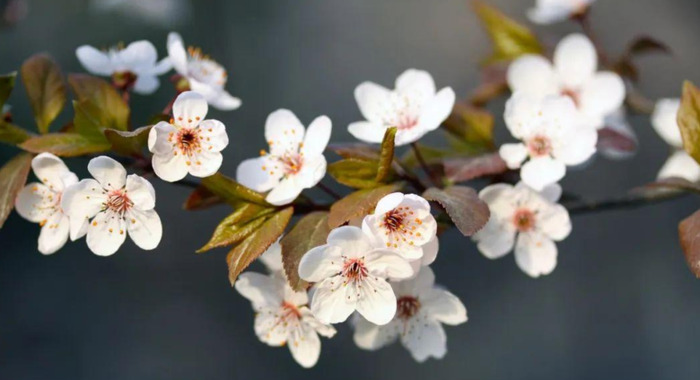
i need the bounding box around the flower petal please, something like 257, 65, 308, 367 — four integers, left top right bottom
395, 69, 436, 99
514, 232, 558, 278
499, 143, 528, 169
422, 288, 468, 326
167, 32, 189, 75
554, 33, 597, 88
527, 4, 574, 24
32, 152, 73, 192
539, 183, 563, 203
288, 324, 322, 368
125, 174, 156, 210
365, 250, 415, 280
76, 45, 113, 76
264, 109, 305, 156
658, 150, 700, 182
298, 245, 343, 283
254, 307, 288, 346
132, 75, 160, 95
353, 316, 400, 350
265, 177, 303, 206
88, 156, 127, 190
37, 213, 70, 255
86, 211, 128, 256
126, 208, 162, 251
520, 156, 566, 191
300, 307, 337, 338
473, 218, 515, 259
148, 121, 177, 155
188, 151, 223, 178
354, 81, 392, 122
152, 57, 173, 75
579, 72, 626, 129
152, 151, 189, 182
416, 87, 455, 133
60, 178, 107, 240
552, 126, 598, 165
15, 183, 53, 223
173, 91, 209, 129
420, 235, 439, 266
355, 276, 397, 325
309, 277, 357, 324
401, 317, 447, 362
297, 155, 327, 189
259, 241, 283, 273
206, 90, 242, 111
235, 272, 283, 309
507, 55, 557, 97
236, 156, 280, 193
301, 116, 332, 157
348, 121, 388, 144
651, 98, 682, 147
197, 119, 229, 152
118, 40, 158, 71
537, 203, 571, 241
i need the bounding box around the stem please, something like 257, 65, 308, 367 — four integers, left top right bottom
410, 142, 441, 188
316, 182, 341, 200
564, 190, 686, 215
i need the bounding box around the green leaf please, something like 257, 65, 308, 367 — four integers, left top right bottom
0, 72, 17, 109
328, 158, 380, 189
678, 81, 700, 164
21, 54, 66, 133
0, 153, 32, 228
0, 121, 32, 145
281, 211, 330, 291
227, 207, 293, 285
423, 186, 490, 236
104, 125, 151, 156
19, 133, 110, 157
679, 209, 700, 278
201, 172, 270, 206
68, 74, 129, 132
443, 103, 495, 153
183, 185, 224, 211
198, 202, 276, 253
328, 183, 402, 228
376, 127, 396, 182
473, 0, 543, 64
73, 99, 110, 139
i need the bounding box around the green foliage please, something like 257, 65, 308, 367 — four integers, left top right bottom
19, 133, 110, 157
423, 186, 490, 236
201, 173, 270, 206
443, 104, 495, 153
21, 54, 66, 134
0, 121, 32, 146
328, 127, 397, 188
68, 74, 129, 132
104, 125, 151, 156
472, 0, 543, 64
198, 202, 277, 253
375, 127, 397, 182
0, 153, 32, 228
281, 212, 330, 291
678, 81, 700, 164
0, 72, 17, 110
328, 183, 402, 228
227, 207, 293, 285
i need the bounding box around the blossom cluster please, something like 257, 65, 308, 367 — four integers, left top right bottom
3, 0, 698, 370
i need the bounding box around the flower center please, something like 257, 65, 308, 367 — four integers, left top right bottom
105, 189, 133, 216
281, 301, 302, 320
380, 206, 422, 248
111, 71, 137, 91
280, 152, 303, 175
560, 88, 581, 108
175, 128, 202, 156
342, 258, 368, 283
396, 296, 421, 320
527, 135, 552, 157
512, 208, 536, 232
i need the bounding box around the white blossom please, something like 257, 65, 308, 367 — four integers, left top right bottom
528, 0, 596, 24
651, 98, 700, 182
499, 92, 597, 191
235, 271, 336, 368
298, 226, 414, 325
61, 156, 162, 256
472, 182, 572, 278
236, 109, 331, 206
76, 40, 172, 94
362, 192, 438, 262
167, 32, 241, 110
14, 153, 79, 254
507, 34, 625, 130
349, 69, 455, 146
259, 239, 284, 273
148, 91, 228, 182
90, 0, 191, 28
597, 107, 638, 160
353, 267, 467, 362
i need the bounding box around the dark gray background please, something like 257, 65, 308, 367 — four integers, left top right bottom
1, 0, 699, 379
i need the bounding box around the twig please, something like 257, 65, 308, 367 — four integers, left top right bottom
564, 190, 687, 215
410, 142, 441, 189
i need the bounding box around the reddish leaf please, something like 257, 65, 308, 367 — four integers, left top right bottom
0, 153, 32, 228
597, 127, 637, 156
444, 153, 507, 182
679, 209, 700, 278
423, 186, 490, 236
281, 212, 330, 291
328, 184, 402, 228
183, 185, 224, 210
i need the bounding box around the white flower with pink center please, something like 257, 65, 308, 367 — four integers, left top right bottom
76, 40, 172, 94
352, 267, 467, 362
651, 98, 700, 182
507, 34, 625, 130
362, 192, 438, 262
235, 271, 336, 368
148, 91, 228, 182
236, 109, 331, 206
298, 226, 414, 325
15, 153, 80, 255
349, 69, 455, 146
472, 182, 571, 278
528, 0, 596, 24
61, 156, 162, 256
499, 92, 597, 191
167, 32, 241, 111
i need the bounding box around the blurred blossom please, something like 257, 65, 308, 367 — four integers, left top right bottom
528, 0, 596, 24
597, 108, 638, 160
651, 98, 700, 182
90, 0, 191, 27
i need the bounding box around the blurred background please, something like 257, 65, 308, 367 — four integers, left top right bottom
1, 0, 699, 379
